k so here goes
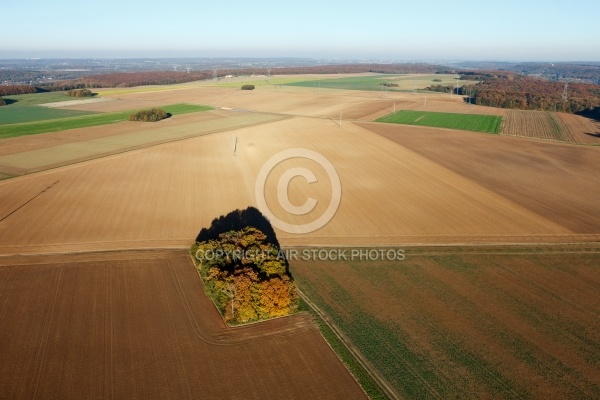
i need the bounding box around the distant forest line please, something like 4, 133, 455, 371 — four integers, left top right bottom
438, 71, 600, 118
1, 63, 599, 118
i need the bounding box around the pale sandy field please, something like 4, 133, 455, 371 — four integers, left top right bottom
68, 83, 494, 121
0, 81, 597, 255
1, 114, 597, 256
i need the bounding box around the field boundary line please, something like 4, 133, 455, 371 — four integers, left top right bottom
297, 288, 400, 400
2, 239, 600, 258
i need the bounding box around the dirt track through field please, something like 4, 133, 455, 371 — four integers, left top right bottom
0, 250, 366, 399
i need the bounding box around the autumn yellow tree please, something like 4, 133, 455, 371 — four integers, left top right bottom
191, 226, 298, 324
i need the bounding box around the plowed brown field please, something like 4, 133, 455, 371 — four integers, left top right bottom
0, 250, 366, 399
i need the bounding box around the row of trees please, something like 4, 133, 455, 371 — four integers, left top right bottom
191, 226, 298, 324
65, 88, 93, 97
128, 108, 168, 122
0, 84, 38, 96
424, 84, 476, 95
426, 84, 454, 93
241, 84, 255, 90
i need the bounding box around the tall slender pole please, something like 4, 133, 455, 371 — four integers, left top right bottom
456, 75, 459, 96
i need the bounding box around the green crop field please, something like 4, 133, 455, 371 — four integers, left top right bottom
292, 245, 600, 400
0, 103, 213, 139
376, 110, 502, 133
0, 106, 97, 125
1, 91, 91, 106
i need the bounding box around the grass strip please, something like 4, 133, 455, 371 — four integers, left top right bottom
0, 103, 213, 139
297, 296, 390, 400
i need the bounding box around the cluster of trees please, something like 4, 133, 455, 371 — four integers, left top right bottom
0, 97, 5, 106
426, 84, 454, 93
128, 108, 168, 122
241, 84, 255, 90
380, 82, 399, 87
474, 76, 600, 113
0, 84, 38, 96
41, 71, 209, 90
191, 226, 298, 324
65, 88, 93, 97
40, 82, 90, 91
425, 84, 475, 96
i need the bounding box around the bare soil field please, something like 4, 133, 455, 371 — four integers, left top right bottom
0, 250, 365, 400
86, 83, 501, 122
362, 121, 600, 234
292, 245, 600, 399
99, 85, 396, 120
0, 110, 286, 176
62, 95, 217, 113
1, 117, 594, 257
66, 83, 599, 148
40, 97, 116, 108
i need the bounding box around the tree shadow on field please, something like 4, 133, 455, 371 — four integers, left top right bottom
196, 207, 280, 247
195, 206, 289, 273
2, 98, 18, 105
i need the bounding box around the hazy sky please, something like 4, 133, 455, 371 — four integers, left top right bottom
2, 0, 598, 60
